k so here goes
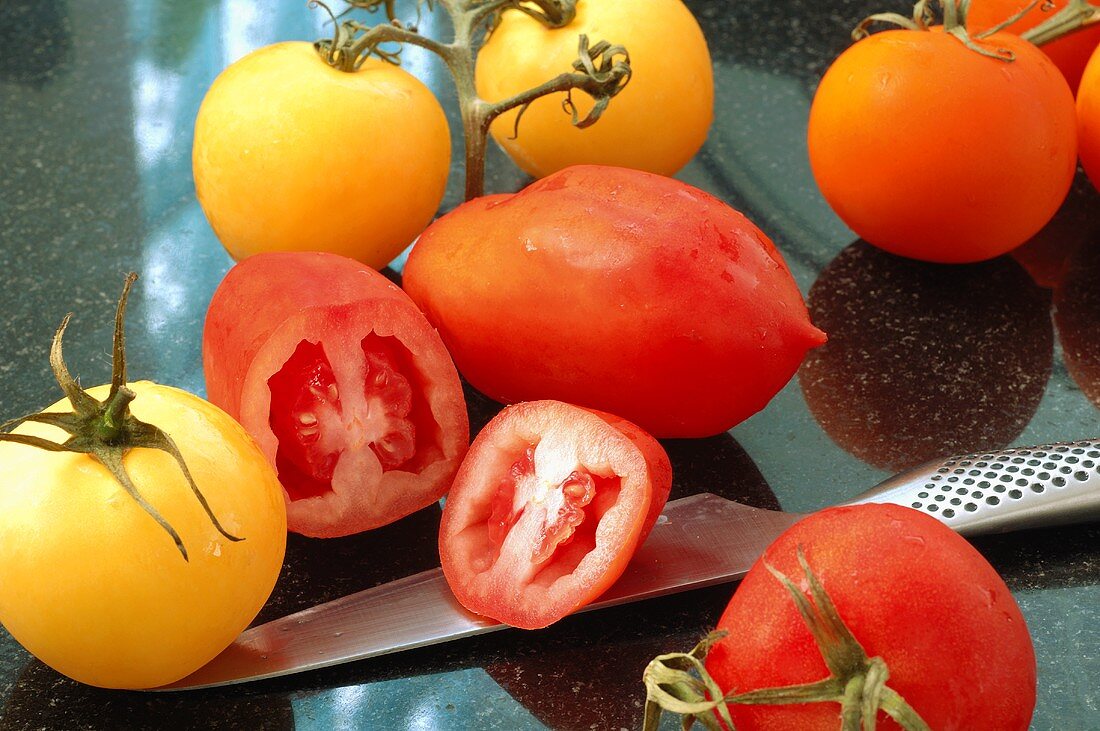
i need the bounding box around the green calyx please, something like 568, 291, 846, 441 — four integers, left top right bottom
642, 549, 931, 731
853, 0, 1021, 61
0, 273, 243, 561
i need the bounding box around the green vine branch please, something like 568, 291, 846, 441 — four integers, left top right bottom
310, 0, 631, 200
853, 0, 1100, 60
642, 549, 931, 731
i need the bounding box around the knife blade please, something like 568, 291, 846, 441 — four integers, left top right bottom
159, 493, 801, 690
161, 436, 1100, 690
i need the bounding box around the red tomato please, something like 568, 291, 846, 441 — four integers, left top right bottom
808, 28, 1077, 263
203, 252, 469, 537
967, 0, 1100, 93
439, 401, 672, 629
705, 504, 1035, 729
403, 165, 826, 439
1078, 46, 1100, 191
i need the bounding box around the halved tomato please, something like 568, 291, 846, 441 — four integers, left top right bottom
439, 401, 672, 629
203, 252, 469, 537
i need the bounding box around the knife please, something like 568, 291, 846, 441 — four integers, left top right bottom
160, 438, 1100, 691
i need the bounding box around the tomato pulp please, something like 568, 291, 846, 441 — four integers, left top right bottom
439, 401, 671, 629
203, 252, 469, 537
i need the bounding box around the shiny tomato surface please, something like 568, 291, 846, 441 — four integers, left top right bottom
203, 252, 469, 537
403, 165, 825, 439
439, 401, 671, 629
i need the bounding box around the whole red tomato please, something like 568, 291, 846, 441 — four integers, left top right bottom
702, 504, 1035, 729
403, 165, 825, 439
439, 400, 671, 629
1078, 46, 1100, 191
203, 252, 469, 538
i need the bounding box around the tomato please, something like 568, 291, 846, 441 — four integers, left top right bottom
403, 165, 826, 439
203, 251, 469, 538
1077, 46, 1100, 191
967, 0, 1100, 93
475, 0, 713, 177
192, 41, 450, 270
0, 380, 287, 689
808, 28, 1077, 263
702, 504, 1035, 729
439, 400, 671, 629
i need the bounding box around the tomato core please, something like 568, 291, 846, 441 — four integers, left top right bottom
267, 333, 439, 501
486, 444, 622, 571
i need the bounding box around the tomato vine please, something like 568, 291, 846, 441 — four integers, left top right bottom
309, 0, 631, 199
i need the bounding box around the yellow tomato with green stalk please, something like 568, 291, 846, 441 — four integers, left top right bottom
476, 0, 714, 177
0, 276, 287, 689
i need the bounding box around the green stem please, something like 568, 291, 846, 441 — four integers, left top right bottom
96, 386, 136, 443
311, 0, 630, 200
1022, 0, 1100, 46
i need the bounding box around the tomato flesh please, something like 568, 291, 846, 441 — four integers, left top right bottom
439, 401, 670, 629
487, 444, 621, 568
267, 334, 422, 502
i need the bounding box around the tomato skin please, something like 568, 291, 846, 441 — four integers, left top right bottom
706, 504, 1036, 730
203, 251, 469, 537
439, 401, 671, 630
968, 0, 1100, 93
193, 41, 450, 270
808, 29, 1077, 263
1078, 47, 1100, 191
475, 0, 713, 177
403, 165, 825, 439
0, 382, 287, 689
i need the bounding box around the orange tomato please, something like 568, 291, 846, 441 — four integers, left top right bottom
808, 29, 1077, 263
193, 42, 450, 270
475, 0, 713, 178
968, 0, 1100, 93
1078, 46, 1100, 191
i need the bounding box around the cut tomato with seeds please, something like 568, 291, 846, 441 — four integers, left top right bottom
439, 401, 671, 629
203, 251, 469, 537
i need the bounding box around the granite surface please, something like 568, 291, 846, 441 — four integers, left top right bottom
1, 0, 1098, 728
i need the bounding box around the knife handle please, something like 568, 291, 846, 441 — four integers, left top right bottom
845, 438, 1100, 536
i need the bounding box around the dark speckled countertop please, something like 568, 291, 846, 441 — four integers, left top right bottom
1, 1, 1098, 728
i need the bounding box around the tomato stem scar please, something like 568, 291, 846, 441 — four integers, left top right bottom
641, 548, 932, 731
308, 0, 631, 199
0, 274, 244, 561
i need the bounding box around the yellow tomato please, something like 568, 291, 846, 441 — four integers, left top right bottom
476, 0, 713, 178
0, 382, 287, 689
1078, 47, 1100, 192
193, 41, 451, 270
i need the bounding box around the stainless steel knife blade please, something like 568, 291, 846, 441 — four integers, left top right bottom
160, 436, 1100, 691
159, 493, 801, 690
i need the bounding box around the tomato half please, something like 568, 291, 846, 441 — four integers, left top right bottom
705, 504, 1036, 729
808, 28, 1077, 263
475, 0, 713, 177
968, 0, 1100, 93
193, 41, 450, 269
0, 383, 287, 689
439, 401, 671, 629
203, 252, 469, 537
403, 165, 826, 438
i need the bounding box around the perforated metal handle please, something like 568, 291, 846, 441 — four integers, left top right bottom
846, 439, 1100, 535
